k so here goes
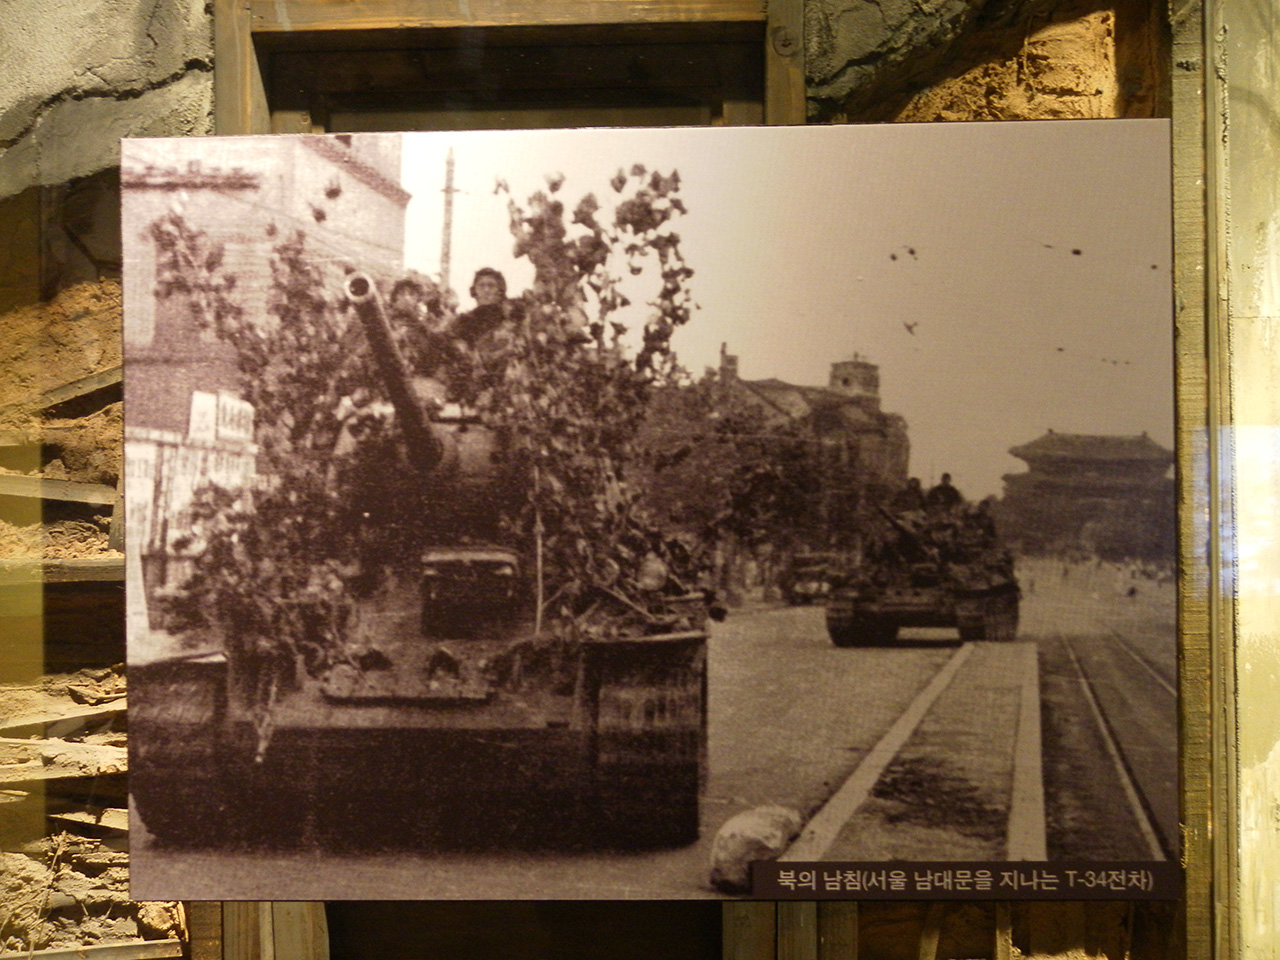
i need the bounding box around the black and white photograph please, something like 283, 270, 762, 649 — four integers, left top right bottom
123, 121, 1176, 900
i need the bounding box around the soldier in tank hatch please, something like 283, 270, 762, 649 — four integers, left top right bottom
452, 267, 523, 347
925, 472, 963, 512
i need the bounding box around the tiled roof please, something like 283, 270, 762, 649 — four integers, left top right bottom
1009, 430, 1173, 463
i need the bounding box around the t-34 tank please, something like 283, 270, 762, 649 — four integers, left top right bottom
825, 502, 1020, 647
130, 274, 707, 850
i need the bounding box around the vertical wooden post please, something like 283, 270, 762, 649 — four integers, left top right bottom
1168, 0, 1218, 955
765, 0, 805, 124
221, 903, 265, 960
214, 0, 270, 135
993, 903, 1013, 960
724, 903, 776, 960
186, 903, 223, 960
271, 904, 329, 960
1209, 0, 1280, 952
777, 903, 817, 960
817, 902, 857, 960
916, 903, 945, 960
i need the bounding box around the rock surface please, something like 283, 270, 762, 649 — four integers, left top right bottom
708, 803, 804, 893
0, 0, 213, 198
806, 0, 1161, 122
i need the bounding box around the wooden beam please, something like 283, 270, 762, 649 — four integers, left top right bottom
0, 474, 118, 505
48, 805, 129, 834
0, 698, 126, 739
0, 941, 183, 960
0, 737, 127, 783
993, 903, 1013, 960
248, 0, 764, 33
0, 558, 125, 584
778, 903, 817, 960
222, 904, 268, 960
186, 904, 224, 960
917, 903, 946, 960
817, 903, 857, 960
271, 904, 329, 960
1167, 0, 1214, 955
0, 425, 91, 449
215, 0, 271, 135
36, 366, 122, 412
764, 0, 804, 123
1210, 0, 1280, 945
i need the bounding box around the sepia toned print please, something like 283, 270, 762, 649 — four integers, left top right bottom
124, 122, 1175, 900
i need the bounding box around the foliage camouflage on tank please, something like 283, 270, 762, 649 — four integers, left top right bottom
130, 166, 715, 850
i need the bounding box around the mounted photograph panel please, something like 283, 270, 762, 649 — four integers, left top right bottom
123, 120, 1176, 901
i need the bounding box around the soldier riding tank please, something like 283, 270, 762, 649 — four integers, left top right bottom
130, 275, 709, 850
825, 499, 1020, 647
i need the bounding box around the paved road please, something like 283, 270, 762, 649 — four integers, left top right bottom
130, 604, 955, 900
130, 566, 1177, 901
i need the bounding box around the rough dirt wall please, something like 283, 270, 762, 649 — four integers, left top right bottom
0, 281, 122, 419
807, 0, 1166, 121
0, 0, 213, 200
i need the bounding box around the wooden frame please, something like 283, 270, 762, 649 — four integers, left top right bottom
213, 0, 805, 135
200, 0, 1244, 956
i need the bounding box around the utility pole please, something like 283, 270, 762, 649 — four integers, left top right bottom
439, 148, 455, 293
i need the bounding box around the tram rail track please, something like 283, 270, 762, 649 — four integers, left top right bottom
1060, 635, 1169, 860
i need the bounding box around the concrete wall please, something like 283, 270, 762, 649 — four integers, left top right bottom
0, 0, 213, 200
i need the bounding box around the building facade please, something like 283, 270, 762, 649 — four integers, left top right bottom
710, 346, 909, 555
718, 346, 910, 496
122, 134, 410, 435
998, 430, 1175, 561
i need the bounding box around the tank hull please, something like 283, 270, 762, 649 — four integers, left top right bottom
130, 631, 707, 850
826, 584, 1020, 646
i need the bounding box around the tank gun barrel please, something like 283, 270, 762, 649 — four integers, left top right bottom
875, 502, 920, 542
344, 273, 444, 473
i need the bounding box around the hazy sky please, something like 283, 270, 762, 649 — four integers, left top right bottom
398, 122, 1173, 499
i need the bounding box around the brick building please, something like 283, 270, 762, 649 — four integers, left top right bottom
122, 134, 410, 435
120, 135, 411, 641
717, 345, 910, 513
998, 430, 1175, 561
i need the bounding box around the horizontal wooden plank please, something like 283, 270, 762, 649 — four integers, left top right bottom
0, 558, 125, 585
37, 366, 123, 411
0, 939, 183, 960
0, 474, 118, 505
0, 425, 86, 449
0, 699, 126, 739
0, 737, 127, 784
49, 806, 129, 833
250, 0, 765, 33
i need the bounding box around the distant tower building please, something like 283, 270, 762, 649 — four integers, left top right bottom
719, 342, 739, 382
828, 354, 880, 407
714, 346, 909, 518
